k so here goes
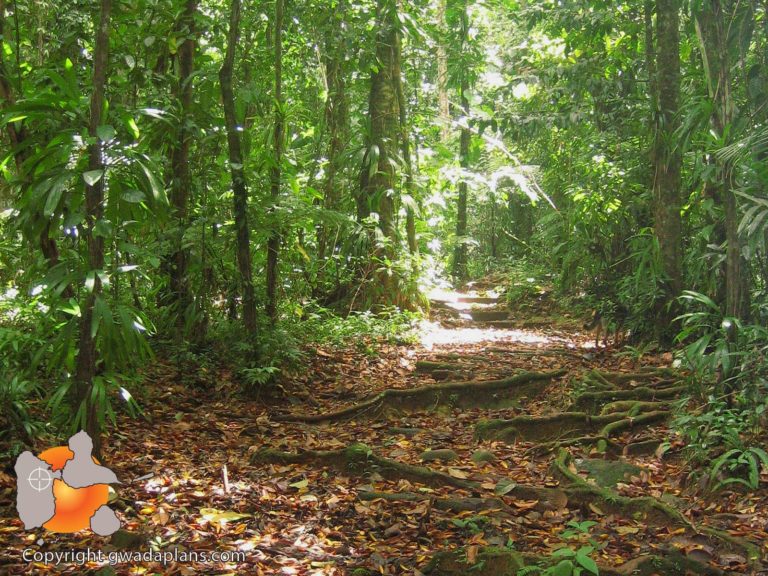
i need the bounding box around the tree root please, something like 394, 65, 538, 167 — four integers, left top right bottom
359, 484, 569, 513
485, 347, 589, 360
415, 360, 463, 373
422, 547, 724, 576
552, 449, 761, 564
599, 410, 669, 437
358, 491, 515, 514
600, 400, 667, 415
251, 443, 479, 490
274, 370, 564, 423
526, 435, 622, 457
587, 368, 678, 384
571, 385, 685, 413
475, 411, 651, 443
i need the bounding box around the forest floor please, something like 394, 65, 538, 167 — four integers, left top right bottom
2, 289, 768, 575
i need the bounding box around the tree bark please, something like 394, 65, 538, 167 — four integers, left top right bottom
452, 1, 470, 286
393, 10, 418, 255
220, 0, 258, 335
167, 0, 198, 329
652, 0, 683, 337
318, 3, 349, 262
695, 0, 748, 320
436, 0, 450, 142
361, 0, 400, 246
266, 0, 284, 321
73, 0, 112, 457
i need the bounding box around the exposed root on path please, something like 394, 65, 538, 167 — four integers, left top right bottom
251, 443, 479, 490
572, 386, 684, 412
552, 449, 762, 564
421, 546, 724, 576
475, 410, 669, 443
253, 444, 574, 510
273, 370, 565, 423
358, 484, 569, 514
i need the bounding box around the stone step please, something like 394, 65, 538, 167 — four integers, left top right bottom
455, 296, 499, 304
469, 310, 510, 322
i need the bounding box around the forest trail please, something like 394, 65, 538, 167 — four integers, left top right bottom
3, 291, 766, 576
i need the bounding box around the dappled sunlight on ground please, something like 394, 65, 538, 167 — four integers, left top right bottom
417, 319, 576, 349
425, 287, 501, 304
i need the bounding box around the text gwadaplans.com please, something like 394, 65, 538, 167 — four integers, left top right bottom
22, 547, 247, 566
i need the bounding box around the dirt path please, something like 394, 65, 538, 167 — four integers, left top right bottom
1, 291, 766, 575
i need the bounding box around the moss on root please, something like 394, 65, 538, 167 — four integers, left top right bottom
274, 370, 565, 423
422, 547, 723, 576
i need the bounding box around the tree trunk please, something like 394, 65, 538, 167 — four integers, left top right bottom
220, 0, 258, 335
452, 1, 470, 286
652, 0, 683, 338
361, 0, 401, 246
266, 0, 284, 321
393, 10, 418, 255
167, 0, 198, 329
695, 0, 748, 320
318, 4, 349, 262
73, 0, 111, 457
436, 0, 450, 142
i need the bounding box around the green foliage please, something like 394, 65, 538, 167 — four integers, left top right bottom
503, 259, 553, 305
673, 290, 768, 491
298, 306, 420, 349
451, 515, 491, 535
710, 447, 768, 491
518, 520, 600, 576
0, 375, 41, 443
675, 291, 768, 399
673, 395, 768, 490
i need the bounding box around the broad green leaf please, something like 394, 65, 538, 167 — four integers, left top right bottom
97, 125, 116, 142
83, 169, 104, 187
126, 116, 140, 139
494, 478, 517, 496
575, 549, 599, 575
43, 173, 71, 217
122, 190, 145, 203
550, 559, 575, 576
93, 219, 114, 238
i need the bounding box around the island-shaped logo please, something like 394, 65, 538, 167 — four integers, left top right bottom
15, 431, 121, 535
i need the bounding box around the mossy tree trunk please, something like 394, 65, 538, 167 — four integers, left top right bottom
451, 0, 471, 286
219, 0, 258, 335
73, 0, 112, 456
652, 0, 683, 340
266, 0, 285, 322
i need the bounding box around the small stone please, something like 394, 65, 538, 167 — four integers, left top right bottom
420, 449, 459, 462
471, 450, 497, 464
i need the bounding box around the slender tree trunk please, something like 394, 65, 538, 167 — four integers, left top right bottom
652, 0, 683, 338
265, 0, 284, 321
452, 1, 470, 286
220, 0, 258, 335
393, 11, 418, 255
695, 1, 748, 320
318, 4, 349, 262
73, 0, 111, 457
436, 0, 450, 142
167, 0, 198, 330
